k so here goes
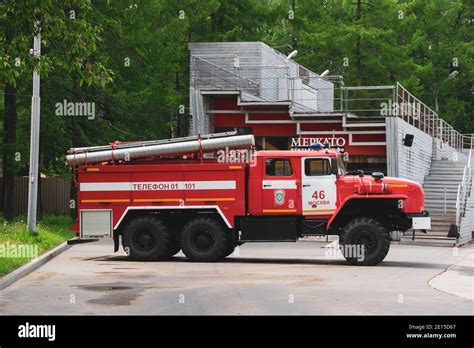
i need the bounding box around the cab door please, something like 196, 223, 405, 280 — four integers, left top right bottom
301, 157, 337, 215
261, 157, 299, 215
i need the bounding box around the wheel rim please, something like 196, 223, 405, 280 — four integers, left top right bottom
133, 229, 157, 252
352, 230, 377, 255
191, 229, 215, 252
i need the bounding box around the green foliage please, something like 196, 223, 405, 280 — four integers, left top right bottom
269, 0, 473, 131
1, 0, 473, 178
0, 214, 75, 276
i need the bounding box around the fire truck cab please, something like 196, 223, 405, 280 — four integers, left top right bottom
68, 134, 430, 266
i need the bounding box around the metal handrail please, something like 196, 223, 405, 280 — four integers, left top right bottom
396, 83, 474, 154
192, 57, 260, 91
192, 58, 474, 150
455, 148, 472, 226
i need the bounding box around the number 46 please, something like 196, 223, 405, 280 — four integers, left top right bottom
312, 190, 325, 199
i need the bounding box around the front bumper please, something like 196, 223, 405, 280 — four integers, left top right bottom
407, 211, 431, 230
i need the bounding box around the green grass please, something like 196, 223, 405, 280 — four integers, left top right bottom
0, 215, 75, 276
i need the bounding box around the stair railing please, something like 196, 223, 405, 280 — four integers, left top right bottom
456, 148, 472, 227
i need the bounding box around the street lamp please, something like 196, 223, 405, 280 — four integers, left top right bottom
286, 50, 298, 60
27, 25, 41, 234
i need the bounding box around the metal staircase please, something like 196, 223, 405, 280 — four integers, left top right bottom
401, 158, 469, 246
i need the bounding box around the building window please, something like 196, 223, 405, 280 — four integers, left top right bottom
346, 155, 387, 175
304, 158, 331, 176
266, 158, 292, 176
299, 66, 310, 85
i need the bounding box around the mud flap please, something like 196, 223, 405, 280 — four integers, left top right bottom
113, 230, 120, 252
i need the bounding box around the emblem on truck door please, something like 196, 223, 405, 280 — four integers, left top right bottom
274, 190, 285, 205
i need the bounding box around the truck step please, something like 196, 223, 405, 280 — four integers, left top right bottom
400, 235, 457, 246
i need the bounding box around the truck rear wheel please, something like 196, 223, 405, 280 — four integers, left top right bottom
181, 217, 229, 262
122, 216, 170, 261
339, 217, 390, 266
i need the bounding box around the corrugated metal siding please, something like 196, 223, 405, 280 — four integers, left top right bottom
311, 78, 334, 112
260, 43, 334, 111
189, 42, 265, 134
189, 41, 335, 133
385, 117, 399, 177
260, 44, 291, 101
189, 42, 264, 74
394, 118, 433, 184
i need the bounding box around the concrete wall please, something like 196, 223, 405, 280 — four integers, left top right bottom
386, 117, 433, 185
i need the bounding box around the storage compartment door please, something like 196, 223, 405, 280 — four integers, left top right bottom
80, 210, 112, 238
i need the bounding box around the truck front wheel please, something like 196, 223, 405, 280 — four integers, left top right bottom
181, 217, 229, 262
339, 217, 390, 266
122, 216, 170, 261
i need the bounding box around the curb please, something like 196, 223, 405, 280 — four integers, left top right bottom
0, 241, 72, 291
428, 251, 474, 301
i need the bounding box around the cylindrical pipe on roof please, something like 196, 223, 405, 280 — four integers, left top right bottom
66, 134, 255, 166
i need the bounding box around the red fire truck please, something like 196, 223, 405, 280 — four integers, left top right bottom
67, 132, 430, 266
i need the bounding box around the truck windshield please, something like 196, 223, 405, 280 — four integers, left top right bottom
337, 155, 346, 175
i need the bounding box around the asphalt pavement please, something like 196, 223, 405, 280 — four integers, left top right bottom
0, 239, 472, 315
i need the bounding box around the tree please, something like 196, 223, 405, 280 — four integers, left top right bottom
0, 0, 112, 220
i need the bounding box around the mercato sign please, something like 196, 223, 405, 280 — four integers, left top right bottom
291, 137, 346, 148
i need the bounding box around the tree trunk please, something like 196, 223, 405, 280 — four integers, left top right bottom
2, 83, 18, 221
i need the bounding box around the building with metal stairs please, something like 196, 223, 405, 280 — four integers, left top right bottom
188, 41, 474, 246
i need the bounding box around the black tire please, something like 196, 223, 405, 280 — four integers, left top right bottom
181, 217, 229, 262
339, 217, 390, 266
222, 230, 238, 258
223, 244, 235, 258
122, 216, 170, 261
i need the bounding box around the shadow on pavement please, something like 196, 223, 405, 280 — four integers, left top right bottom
82, 254, 451, 269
